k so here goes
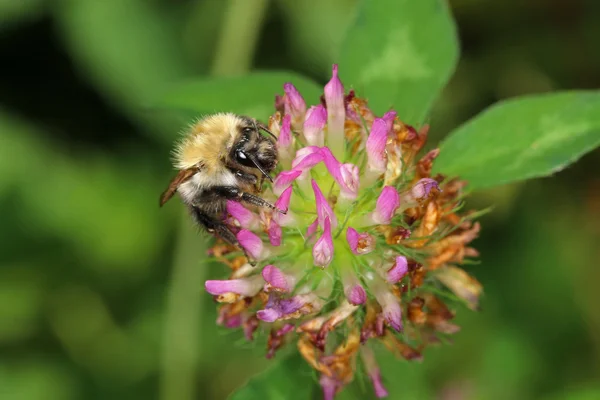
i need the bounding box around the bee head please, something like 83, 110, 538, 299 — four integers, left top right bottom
231, 117, 278, 181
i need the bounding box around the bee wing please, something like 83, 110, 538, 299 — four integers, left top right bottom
159, 168, 197, 207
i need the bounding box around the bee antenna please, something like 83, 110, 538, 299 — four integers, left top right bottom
255, 121, 277, 141
245, 152, 274, 183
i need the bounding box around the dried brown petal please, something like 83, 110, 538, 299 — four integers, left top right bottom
410, 264, 426, 289
436, 266, 483, 310
407, 297, 427, 325
407, 201, 441, 248
416, 148, 440, 179
381, 334, 423, 362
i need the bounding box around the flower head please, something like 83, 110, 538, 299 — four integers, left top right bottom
206, 65, 481, 399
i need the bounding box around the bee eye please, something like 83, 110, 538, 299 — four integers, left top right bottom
243, 127, 253, 135
236, 151, 248, 161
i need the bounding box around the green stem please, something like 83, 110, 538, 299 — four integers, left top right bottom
211, 0, 270, 76
159, 215, 206, 400
160, 1, 269, 400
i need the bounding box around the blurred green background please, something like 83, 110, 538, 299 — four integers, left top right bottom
1, 0, 599, 399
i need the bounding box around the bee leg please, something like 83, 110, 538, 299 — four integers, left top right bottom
231, 168, 262, 193
257, 175, 265, 192
189, 205, 257, 266
212, 186, 287, 214
241, 192, 286, 214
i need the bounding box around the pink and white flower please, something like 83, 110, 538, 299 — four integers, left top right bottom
201, 64, 481, 400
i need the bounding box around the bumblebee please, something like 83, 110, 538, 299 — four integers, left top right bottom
160, 113, 284, 254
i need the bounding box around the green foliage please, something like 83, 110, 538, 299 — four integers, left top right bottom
279, 0, 358, 76
339, 0, 458, 124
228, 353, 316, 400
53, 0, 189, 138
156, 72, 324, 122
434, 91, 600, 190
0, 0, 45, 28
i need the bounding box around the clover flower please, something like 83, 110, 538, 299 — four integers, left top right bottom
206, 65, 482, 399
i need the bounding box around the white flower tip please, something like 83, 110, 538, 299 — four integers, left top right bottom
312, 217, 334, 267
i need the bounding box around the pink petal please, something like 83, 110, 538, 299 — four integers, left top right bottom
236, 229, 264, 260
243, 317, 259, 341
277, 114, 292, 148
346, 227, 359, 254
262, 265, 290, 292
275, 323, 294, 337
226, 201, 259, 229
306, 218, 319, 238
366, 118, 389, 173
256, 293, 308, 322
362, 347, 389, 398
339, 163, 360, 199
387, 256, 408, 284
294, 146, 322, 162
366, 273, 403, 332
273, 170, 301, 196
324, 64, 346, 158
283, 82, 306, 129
341, 269, 367, 305
311, 180, 337, 229
274, 185, 293, 213
273, 185, 295, 226
347, 284, 367, 305
321, 147, 343, 179
303, 104, 327, 146
266, 323, 295, 358
378, 290, 402, 332
372, 186, 400, 225
256, 308, 280, 323
222, 314, 242, 329
411, 178, 440, 200
346, 227, 375, 255
382, 110, 397, 134
267, 220, 282, 246
383, 301, 402, 331
324, 65, 345, 113
313, 217, 334, 267
205, 276, 263, 297
321, 147, 360, 200
320, 375, 341, 400
345, 101, 361, 123
292, 146, 323, 172
371, 371, 388, 398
